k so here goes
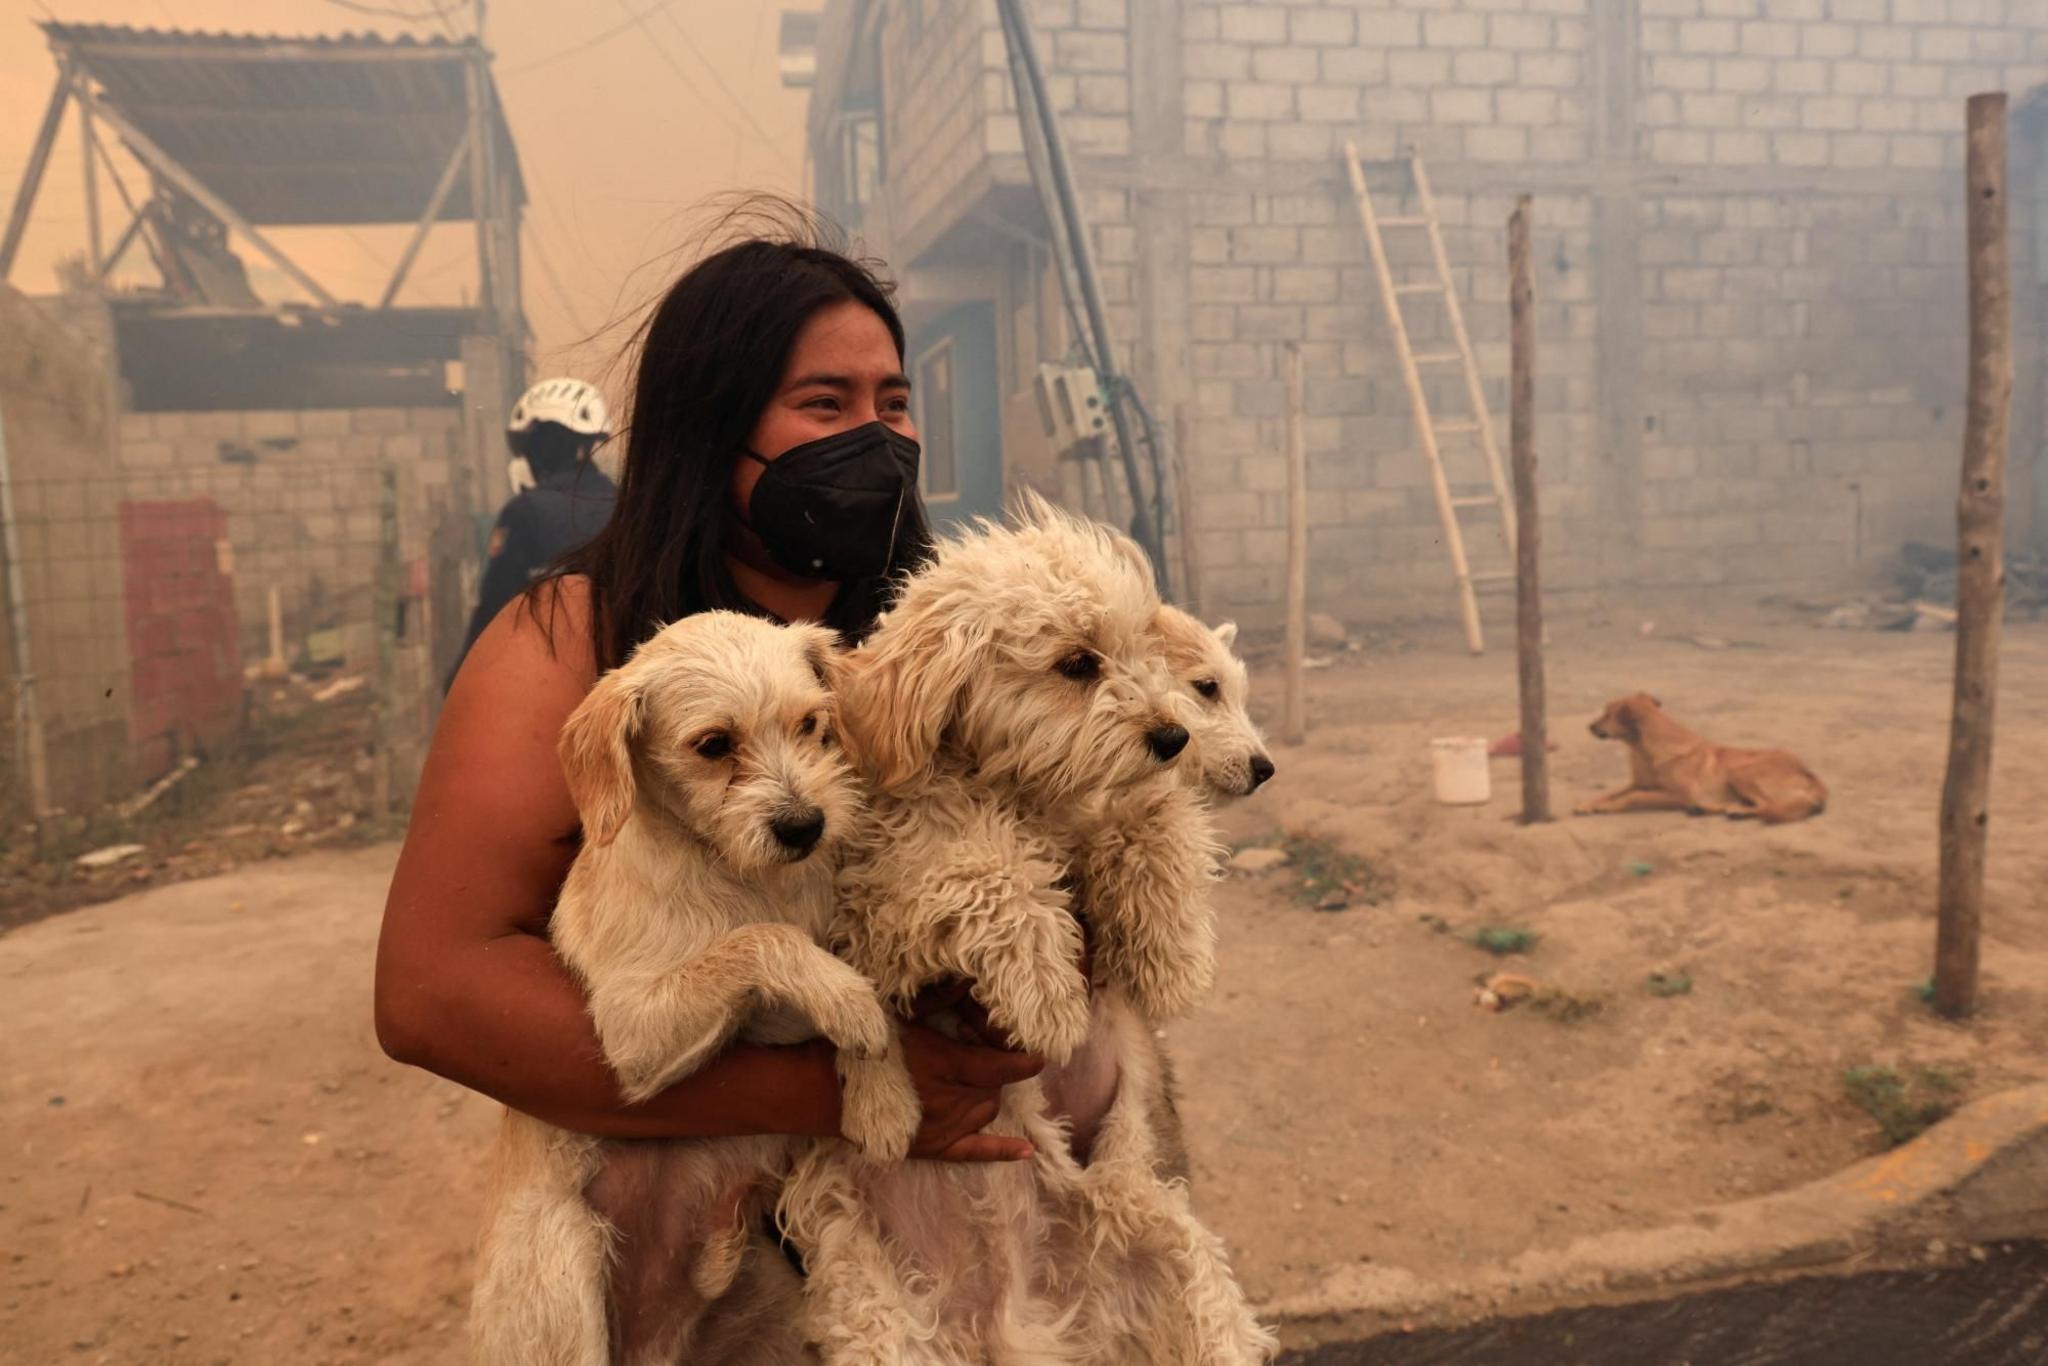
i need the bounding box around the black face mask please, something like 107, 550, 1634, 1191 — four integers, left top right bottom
740, 421, 921, 582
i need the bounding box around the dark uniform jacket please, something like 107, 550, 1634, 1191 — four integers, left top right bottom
451, 463, 617, 680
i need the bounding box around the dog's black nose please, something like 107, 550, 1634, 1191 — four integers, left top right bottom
1147, 724, 1190, 762
771, 809, 826, 854
1249, 753, 1276, 790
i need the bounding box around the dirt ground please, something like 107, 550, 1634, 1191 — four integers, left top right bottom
4, 610, 2047, 1364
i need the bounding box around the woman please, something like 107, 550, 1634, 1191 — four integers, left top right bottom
374, 221, 1048, 1171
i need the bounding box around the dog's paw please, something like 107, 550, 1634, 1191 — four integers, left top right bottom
993, 974, 1094, 1061
798, 957, 896, 1062
826, 992, 895, 1064
1570, 801, 1602, 817
839, 1053, 921, 1162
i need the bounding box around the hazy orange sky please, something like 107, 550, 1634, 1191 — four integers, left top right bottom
0, 0, 810, 380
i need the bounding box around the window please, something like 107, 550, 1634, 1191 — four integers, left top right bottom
841, 114, 881, 214
915, 338, 958, 501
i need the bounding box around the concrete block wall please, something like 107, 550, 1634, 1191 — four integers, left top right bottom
1155, 0, 2047, 620
112, 406, 464, 675
880, 0, 1136, 262
0, 287, 132, 816
831, 0, 2048, 625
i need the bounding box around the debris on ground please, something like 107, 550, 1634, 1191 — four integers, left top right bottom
1473, 971, 1539, 1011
1282, 835, 1392, 910
311, 674, 368, 703
74, 844, 146, 870
1472, 972, 1605, 1021
1627, 860, 1655, 878
1803, 542, 2048, 631
1229, 846, 1290, 875
2, 673, 389, 932
1308, 612, 1350, 649
115, 757, 202, 821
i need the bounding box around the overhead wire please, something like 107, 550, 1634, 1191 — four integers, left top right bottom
320, 0, 466, 29
656, 7, 799, 175
499, 0, 683, 78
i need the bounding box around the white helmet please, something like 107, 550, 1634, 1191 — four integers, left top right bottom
508, 377, 609, 437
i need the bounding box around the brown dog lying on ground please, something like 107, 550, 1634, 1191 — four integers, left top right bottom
1576, 693, 1827, 824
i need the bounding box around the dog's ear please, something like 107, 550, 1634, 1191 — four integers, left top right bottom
558, 666, 646, 847
1213, 620, 1239, 651
792, 623, 839, 692
1107, 529, 1157, 590
834, 595, 979, 790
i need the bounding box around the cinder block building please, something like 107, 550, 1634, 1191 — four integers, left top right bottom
796, 0, 2048, 628
0, 24, 530, 815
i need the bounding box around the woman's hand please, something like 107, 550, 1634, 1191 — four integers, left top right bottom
896, 983, 1043, 1162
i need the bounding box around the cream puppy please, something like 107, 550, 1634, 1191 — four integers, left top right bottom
469, 611, 916, 1366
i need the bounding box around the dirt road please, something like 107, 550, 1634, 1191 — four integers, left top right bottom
2, 849, 491, 1366
4, 615, 2046, 1362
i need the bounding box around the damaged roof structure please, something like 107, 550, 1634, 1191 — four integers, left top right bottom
1, 22, 528, 412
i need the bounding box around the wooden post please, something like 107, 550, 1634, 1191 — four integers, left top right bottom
1509, 196, 1551, 824
372, 466, 401, 817
72, 66, 104, 279
1172, 402, 1207, 618
1934, 93, 2012, 1021
262, 583, 288, 680
1282, 343, 1307, 746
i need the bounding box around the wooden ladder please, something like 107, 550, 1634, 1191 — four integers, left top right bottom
1342, 142, 1517, 655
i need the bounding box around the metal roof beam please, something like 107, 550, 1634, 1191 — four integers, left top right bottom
58, 38, 472, 65
0, 74, 71, 281
86, 94, 339, 308
378, 135, 468, 309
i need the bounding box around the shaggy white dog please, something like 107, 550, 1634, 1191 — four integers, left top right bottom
779, 501, 1274, 1365
469, 611, 918, 1366
1152, 605, 1275, 802
1134, 604, 1274, 1188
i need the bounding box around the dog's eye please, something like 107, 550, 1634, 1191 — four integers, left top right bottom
694, 731, 734, 760
800, 714, 819, 737
1192, 678, 1220, 700
1055, 650, 1101, 681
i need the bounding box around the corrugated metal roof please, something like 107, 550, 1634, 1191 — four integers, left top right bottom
42, 22, 524, 228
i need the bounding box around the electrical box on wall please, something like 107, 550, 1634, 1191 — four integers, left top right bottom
1032, 364, 1109, 457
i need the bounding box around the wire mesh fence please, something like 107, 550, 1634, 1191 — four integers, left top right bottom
0, 451, 486, 909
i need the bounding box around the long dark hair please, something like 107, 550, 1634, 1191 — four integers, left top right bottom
540, 207, 932, 671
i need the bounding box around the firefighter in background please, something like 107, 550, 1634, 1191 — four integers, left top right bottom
452, 378, 617, 679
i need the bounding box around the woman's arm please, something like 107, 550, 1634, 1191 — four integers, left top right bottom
375, 580, 1037, 1157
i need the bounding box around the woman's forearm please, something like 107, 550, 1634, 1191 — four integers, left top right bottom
375, 928, 844, 1140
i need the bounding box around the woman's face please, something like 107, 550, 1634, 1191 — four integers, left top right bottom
731, 299, 917, 525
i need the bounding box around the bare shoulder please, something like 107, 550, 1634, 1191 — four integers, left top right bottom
450, 576, 600, 724
418, 578, 602, 890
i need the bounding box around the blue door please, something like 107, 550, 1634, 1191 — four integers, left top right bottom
910, 302, 1002, 533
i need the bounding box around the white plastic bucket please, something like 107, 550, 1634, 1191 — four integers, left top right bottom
1431, 736, 1492, 806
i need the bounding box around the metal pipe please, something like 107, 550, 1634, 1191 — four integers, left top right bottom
0, 398, 52, 821
992, 0, 1167, 589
